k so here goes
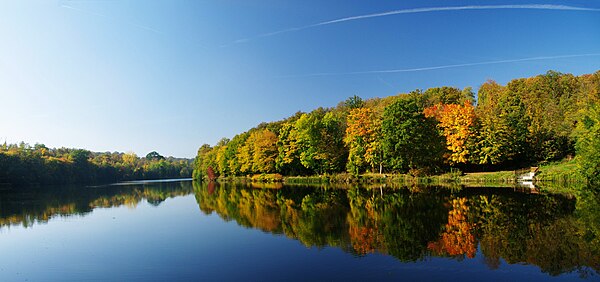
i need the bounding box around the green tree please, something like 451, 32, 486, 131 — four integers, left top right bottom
474, 82, 529, 166
193, 144, 212, 180
344, 95, 365, 109
145, 151, 165, 161
575, 103, 600, 185
294, 109, 347, 174
381, 95, 444, 174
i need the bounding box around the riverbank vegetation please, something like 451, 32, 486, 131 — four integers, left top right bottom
0, 143, 193, 186
193, 70, 600, 187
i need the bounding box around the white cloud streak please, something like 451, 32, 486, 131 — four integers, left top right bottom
231, 4, 600, 45
310, 4, 600, 27
280, 53, 600, 78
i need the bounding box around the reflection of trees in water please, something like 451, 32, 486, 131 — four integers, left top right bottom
194, 182, 600, 276
428, 198, 476, 258
0, 181, 193, 229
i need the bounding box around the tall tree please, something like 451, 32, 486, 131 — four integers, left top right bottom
575, 103, 600, 185
345, 107, 382, 174
294, 109, 347, 174
424, 101, 476, 165
381, 95, 444, 174
252, 129, 278, 173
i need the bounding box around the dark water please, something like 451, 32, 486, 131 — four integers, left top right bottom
0, 180, 599, 281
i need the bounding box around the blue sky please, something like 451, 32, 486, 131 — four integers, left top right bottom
1, 0, 599, 158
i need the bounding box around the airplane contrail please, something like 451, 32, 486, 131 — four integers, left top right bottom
230, 4, 600, 45
280, 53, 600, 78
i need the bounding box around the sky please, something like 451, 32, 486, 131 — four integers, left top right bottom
0, 0, 599, 158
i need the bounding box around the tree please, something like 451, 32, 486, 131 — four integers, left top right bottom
70, 149, 91, 164
214, 138, 230, 176
381, 96, 444, 174
252, 129, 278, 173
294, 109, 347, 174
145, 151, 165, 161
193, 144, 212, 180
276, 121, 302, 175
575, 103, 600, 185
474, 82, 529, 166
422, 86, 472, 107
237, 132, 256, 174
122, 151, 138, 166
345, 107, 382, 174
344, 95, 365, 109
424, 101, 476, 164
227, 133, 249, 176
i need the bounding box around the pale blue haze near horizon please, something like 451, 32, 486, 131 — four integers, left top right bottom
1, 0, 599, 158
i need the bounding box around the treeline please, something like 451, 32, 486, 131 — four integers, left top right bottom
0, 142, 193, 186
194, 70, 600, 183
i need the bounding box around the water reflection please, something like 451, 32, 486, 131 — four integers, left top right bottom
1, 180, 598, 278
193, 181, 600, 277
0, 180, 193, 229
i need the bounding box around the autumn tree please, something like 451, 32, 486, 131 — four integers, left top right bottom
237, 132, 256, 175
276, 121, 301, 174
424, 101, 476, 165
252, 129, 278, 173
422, 86, 474, 107
575, 103, 600, 185
473, 82, 529, 166
345, 107, 382, 174
214, 138, 230, 176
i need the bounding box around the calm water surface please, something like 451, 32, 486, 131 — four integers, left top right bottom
0, 180, 598, 281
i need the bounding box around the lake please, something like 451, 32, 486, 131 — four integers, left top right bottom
0, 179, 598, 281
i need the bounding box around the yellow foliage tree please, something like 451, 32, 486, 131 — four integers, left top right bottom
252, 129, 278, 173
424, 101, 476, 164
344, 107, 382, 174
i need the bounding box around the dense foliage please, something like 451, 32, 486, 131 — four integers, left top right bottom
0, 143, 193, 186
194, 70, 600, 184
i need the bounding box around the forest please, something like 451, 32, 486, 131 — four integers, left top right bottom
193, 70, 600, 184
0, 143, 193, 186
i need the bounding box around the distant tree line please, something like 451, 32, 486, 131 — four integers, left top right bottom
193, 70, 600, 184
0, 143, 193, 186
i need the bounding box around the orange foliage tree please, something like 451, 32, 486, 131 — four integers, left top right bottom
424, 101, 476, 164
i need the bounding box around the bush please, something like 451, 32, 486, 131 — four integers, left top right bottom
251, 173, 283, 183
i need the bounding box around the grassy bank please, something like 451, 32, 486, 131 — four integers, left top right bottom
459, 159, 583, 183
209, 159, 584, 193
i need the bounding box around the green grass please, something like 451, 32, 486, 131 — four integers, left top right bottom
214, 159, 585, 194
460, 170, 518, 183
535, 159, 584, 183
